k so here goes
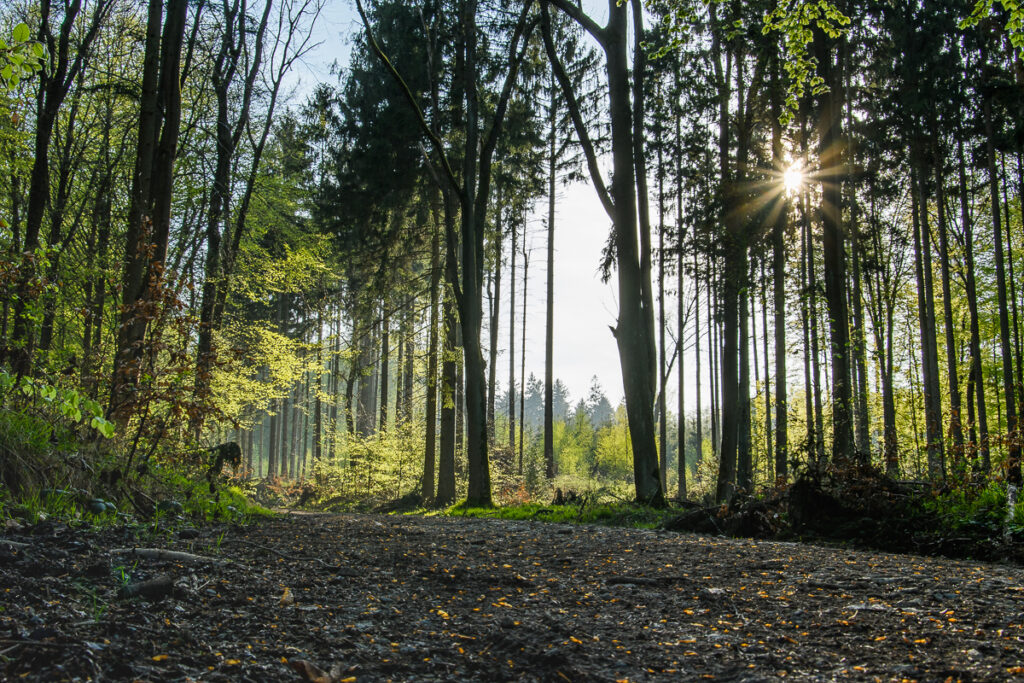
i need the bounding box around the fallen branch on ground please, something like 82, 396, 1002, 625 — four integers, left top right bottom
110, 547, 226, 565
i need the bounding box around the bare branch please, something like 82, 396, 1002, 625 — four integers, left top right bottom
540, 1, 614, 219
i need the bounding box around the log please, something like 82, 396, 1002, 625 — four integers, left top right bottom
119, 574, 176, 601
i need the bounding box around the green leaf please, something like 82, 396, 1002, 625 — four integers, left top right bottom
91, 417, 115, 438
12, 23, 30, 43
82, 398, 103, 418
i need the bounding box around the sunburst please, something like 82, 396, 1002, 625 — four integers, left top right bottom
783, 162, 804, 195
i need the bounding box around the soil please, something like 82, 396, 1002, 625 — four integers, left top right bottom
3, 511, 1024, 682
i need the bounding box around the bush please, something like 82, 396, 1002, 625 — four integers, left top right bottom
927, 481, 1013, 536
304, 422, 426, 510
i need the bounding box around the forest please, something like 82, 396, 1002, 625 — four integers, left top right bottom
4, 0, 1024, 680
1, 0, 1024, 520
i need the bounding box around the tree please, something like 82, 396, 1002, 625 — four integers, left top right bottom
543, 0, 664, 506
8, 0, 110, 375
110, 0, 192, 418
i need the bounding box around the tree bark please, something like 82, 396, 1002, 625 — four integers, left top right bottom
487, 196, 502, 443
984, 73, 1021, 486
933, 134, 964, 459
544, 73, 557, 481
813, 28, 852, 463
770, 48, 788, 482
437, 287, 457, 506
379, 307, 390, 433
508, 213, 517, 452
423, 205, 442, 503
518, 246, 529, 476
111, 0, 190, 418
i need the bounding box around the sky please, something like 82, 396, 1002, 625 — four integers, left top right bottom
291, 0, 686, 409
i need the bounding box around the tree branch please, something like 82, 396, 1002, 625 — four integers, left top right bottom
541, 1, 614, 219
546, 0, 607, 47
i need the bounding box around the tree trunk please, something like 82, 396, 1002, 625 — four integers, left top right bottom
487, 197, 502, 443
985, 78, 1022, 486
111, 0, 189, 417
1001, 153, 1023, 413
437, 287, 457, 506
760, 261, 773, 481
329, 306, 341, 458
518, 246, 529, 476
379, 307, 390, 433
933, 134, 964, 460
508, 214, 517, 452
676, 113, 687, 499
770, 48, 788, 482
395, 314, 405, 424
814, 28, 852, 463
736, 262, 752, 492
356, 318, 376, 437
544, 75, 557, 481
693, 250, 703, 481
678, 232, 687, 499
958, 126, 991, 471
657, 118, 668, 493
314, 311, 323, 462
403, 298, 415, 423
913, 163, 945, 480
268, 398, 278, 479
544, 0, 662, 506
423, 208, 442, 503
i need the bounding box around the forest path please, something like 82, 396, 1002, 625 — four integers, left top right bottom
3, 512, 1024, 681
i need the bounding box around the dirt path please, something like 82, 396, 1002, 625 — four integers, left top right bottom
3, 512, 1024, 681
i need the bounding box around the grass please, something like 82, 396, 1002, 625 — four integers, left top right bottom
439, 500, 678, 529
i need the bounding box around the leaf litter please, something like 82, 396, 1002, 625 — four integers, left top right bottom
1, 512, 1023, 681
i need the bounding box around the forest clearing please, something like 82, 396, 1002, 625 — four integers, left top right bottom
3, 0, 1024, 679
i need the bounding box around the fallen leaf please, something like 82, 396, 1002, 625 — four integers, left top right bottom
290, 659, 336, 683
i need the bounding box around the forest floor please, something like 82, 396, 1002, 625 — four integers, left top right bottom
3, 511, 1024, 682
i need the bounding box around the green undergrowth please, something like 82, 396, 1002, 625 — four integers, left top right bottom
439, 501, 679, 530
923, 481, 1024, 539
0, 394, 272, 531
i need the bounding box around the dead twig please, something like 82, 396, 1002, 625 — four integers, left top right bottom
110, 548, 226, 565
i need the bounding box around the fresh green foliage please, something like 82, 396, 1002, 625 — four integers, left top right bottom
924, 482, 1024, 537
151, 465, 273, 523
960, 0, 1024, 58
306, 422, 426, 510
761, 0, 850, 120
0, 23, 45, 93
0, 368, 115, 438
